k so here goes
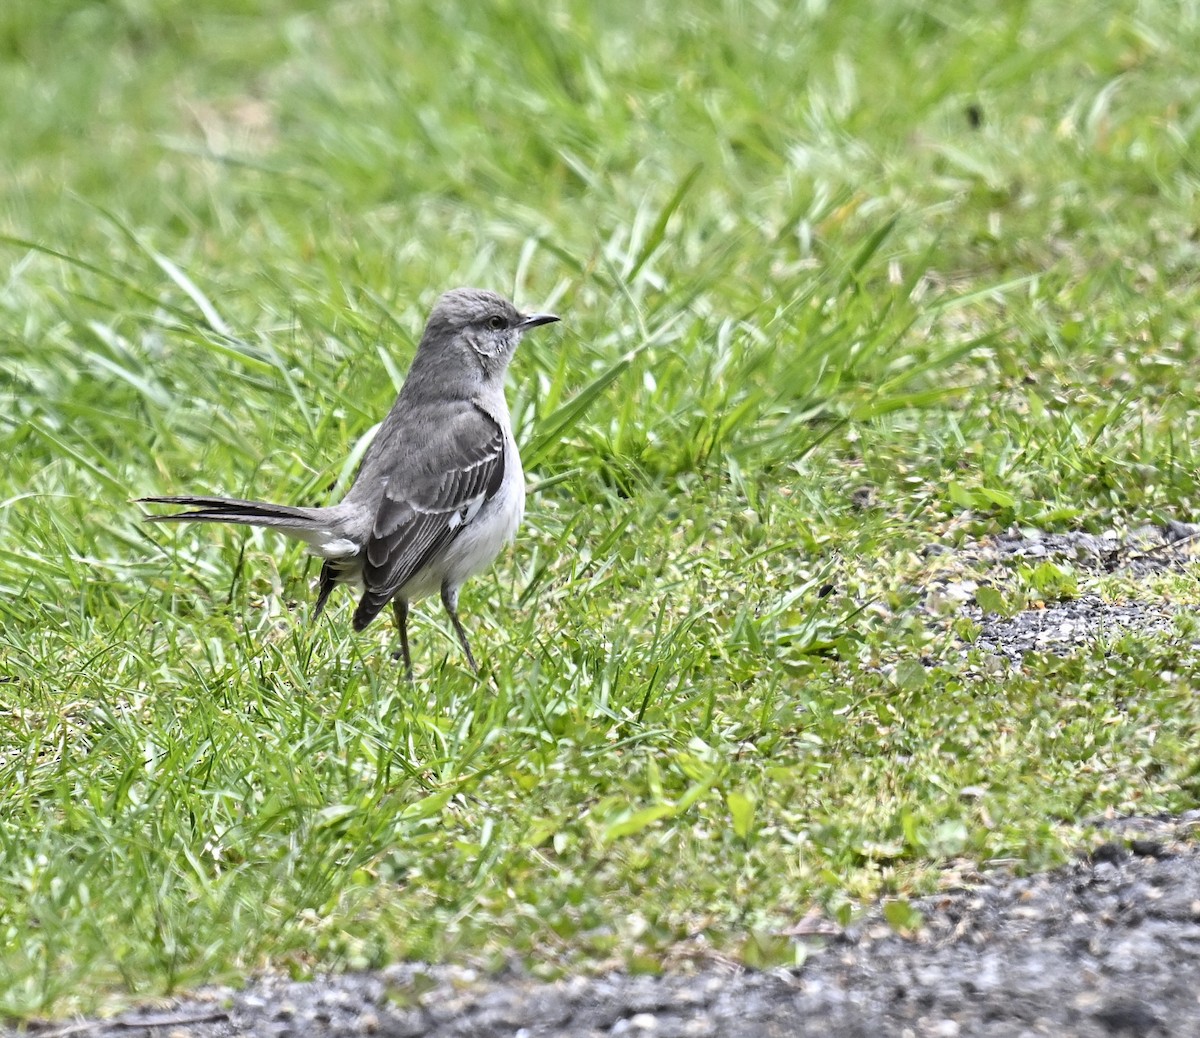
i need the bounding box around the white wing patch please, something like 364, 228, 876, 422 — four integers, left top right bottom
446, 494, 485, 531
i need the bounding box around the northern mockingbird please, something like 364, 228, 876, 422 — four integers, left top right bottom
140, 287, 560, 678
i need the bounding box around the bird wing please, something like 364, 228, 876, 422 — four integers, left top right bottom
352, 403, 506, 629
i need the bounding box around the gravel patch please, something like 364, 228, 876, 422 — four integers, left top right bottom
937, 521, 1200, 577
965, 592, 1182, 663
16, 816, 1200, 1037
922, 522, 1200, 664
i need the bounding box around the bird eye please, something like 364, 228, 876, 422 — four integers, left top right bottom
487, 315, 506, 331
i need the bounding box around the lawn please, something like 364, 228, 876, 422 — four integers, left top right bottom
3, 0, 1200, 1018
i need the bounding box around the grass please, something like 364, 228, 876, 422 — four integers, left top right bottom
3, 0, 1200, 1017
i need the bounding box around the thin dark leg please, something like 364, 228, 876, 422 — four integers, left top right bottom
391, 598, 413, 681
441, 582, 478, 673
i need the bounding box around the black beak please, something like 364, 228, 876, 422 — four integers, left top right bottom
520, 312, 560, 330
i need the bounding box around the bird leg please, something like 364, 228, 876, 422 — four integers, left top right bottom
441, 582, 478, 673
391, 598, 413, 681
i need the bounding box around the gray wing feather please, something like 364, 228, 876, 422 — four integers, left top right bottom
352, 406, 505, 630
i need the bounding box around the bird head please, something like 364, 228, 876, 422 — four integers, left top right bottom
424, 287, 560, 379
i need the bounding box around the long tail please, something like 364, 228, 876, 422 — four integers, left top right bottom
137, 495, 331, 536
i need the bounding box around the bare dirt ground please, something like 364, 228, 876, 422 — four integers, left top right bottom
12, 525, 1200, 1038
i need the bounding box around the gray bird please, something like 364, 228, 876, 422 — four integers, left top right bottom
140, 287, 560, 678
